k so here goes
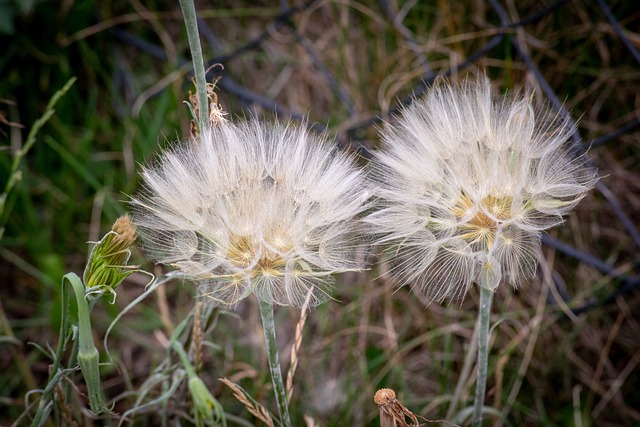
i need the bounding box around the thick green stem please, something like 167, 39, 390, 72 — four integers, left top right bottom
69, 273, 108, 414
258, 301, 291, 427
178, 0, 209, 133
472, 285, 493, 426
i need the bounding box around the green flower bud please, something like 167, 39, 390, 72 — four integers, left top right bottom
83, 215, 137, 295
189, 376, 218, 425
172, 340, 225, 426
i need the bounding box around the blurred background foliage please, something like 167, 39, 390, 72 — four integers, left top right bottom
1, 0, 639, 426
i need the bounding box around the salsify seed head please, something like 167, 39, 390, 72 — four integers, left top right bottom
367, 77, 598, 302
132, 120, 369, 308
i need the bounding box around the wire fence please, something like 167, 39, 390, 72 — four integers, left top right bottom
109, 0, 639, 315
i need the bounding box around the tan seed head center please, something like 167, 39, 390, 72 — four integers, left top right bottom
452, 193, 512, 250
227, 232, 292, 277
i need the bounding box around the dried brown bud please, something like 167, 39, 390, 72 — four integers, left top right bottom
374, 388, 397, 406
374, 388, 419, 427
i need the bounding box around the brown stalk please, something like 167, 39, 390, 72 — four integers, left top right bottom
155, 265, 174, 335
192, 300, 203, 373
285, 286, 314, 404
55, 384, 78, 427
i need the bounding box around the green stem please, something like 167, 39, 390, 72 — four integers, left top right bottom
31, 273, 73, 427
31, 273, 107, 426
171, 340, 197, 379
171, 339, 226, 427
472, 285, 493, 426
49, 274, 72, 384
68, 273, 107, 414
178, 0, 209, 133
258, 301, 291, 427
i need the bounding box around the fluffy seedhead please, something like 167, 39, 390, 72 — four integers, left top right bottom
368, 77, 598, 302
132, 120, 368, 308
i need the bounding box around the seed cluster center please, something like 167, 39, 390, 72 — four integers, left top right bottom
452, 193, 512, 250
227, 232, 292, 278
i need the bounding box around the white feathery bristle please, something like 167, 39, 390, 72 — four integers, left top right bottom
367, 76, 598, 302
132, 120, 369, 308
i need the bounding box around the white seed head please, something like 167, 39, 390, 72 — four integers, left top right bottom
132, 120, 369, 308
368, 77, 598, 302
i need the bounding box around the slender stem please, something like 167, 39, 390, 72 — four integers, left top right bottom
0, 77, 75, 235
178, 0, 209, 133
171, 340, 197, 379
258, 301, 292, 427
0, 299, 37, 390
472, 285, 493, 426
31, 273, 74, 427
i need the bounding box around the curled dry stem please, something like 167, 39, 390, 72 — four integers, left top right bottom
374, 388, 460, 427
